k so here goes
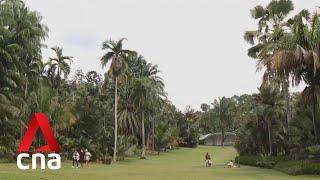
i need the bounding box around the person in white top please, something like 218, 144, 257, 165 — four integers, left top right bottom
227, 160, 237, 168
84, 149, 92, 168
72, 150, 80, 168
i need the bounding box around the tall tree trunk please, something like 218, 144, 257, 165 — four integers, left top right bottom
141, 113, 146, 159
20, 119, 22, 140
283, 79, 291, 133
104, 111, 106, 130
22, 76, 27, 140
221, 124, 225, 147
152, 117, 155, 152
312, 91, 318, 144
283, 79, 291, 154
146, 133, 150, 150
267, 122, 272, 155
54, 90, 58, 137
113, 77, 118, 162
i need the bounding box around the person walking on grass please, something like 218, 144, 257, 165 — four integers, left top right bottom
79, 149, 85, 168
72, 150, 80, 168
84, 149, 92, 168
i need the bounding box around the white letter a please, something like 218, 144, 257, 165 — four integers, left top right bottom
47, 153, 61, 170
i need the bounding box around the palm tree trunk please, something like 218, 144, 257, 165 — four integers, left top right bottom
20, 119, 22, 140
141, 113, 146, 159
284, 79, 291, 132
152, 117, 155, 152
113, 77, 118, 162
312, 92, 318, 144
268, 123, 272, 155
55, 88, 59, 137
283, 79, 291, 154
146, 133, 150, 150
221, 126, 225, 147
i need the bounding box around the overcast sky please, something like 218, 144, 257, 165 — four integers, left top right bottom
25, 0, 319, 111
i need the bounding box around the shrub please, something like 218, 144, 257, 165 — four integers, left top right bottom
235, 155, 277, 169
237, 155, 320, 176
307, 145, 320, 159
117, 135, 137, 160
275, 160, 320, 175
179, 122, 199, 148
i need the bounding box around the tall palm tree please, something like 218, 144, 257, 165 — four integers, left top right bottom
244, 0, 294, 133
131, 77, 152, 159
100, 38, 131, 162
271, 11, 320, 143
44, 46, 73, 135
131, 71, 165, 158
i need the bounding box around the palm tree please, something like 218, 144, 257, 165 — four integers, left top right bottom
45, 47, 73, 88
244, 0, 294, 134
212, 97, 236, 147
131, 72, 165, 158
100, 38, 131, 162
139, 62, 165, 152
271, 11, 320, 143
0, 0, 48, 157
44, 46, 73, 135
131, 77, 152, 159
253, 84, 284, 155
118, 85, 139, 135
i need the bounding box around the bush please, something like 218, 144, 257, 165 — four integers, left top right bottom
235, 155, 277, 169
275, 160, 320, 175
236, 155, 320, 176
117, 135, 137, 160
307, 145, 320, 158
179, 122, 199, 148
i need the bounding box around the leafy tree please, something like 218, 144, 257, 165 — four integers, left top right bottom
212, 97, 237, 146
155, 121, 175, 154
178, 106, 200, 148
0, 0, 47, 159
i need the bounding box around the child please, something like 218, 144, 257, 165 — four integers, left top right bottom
72, 150, 80, 168
84, 149, 92, 168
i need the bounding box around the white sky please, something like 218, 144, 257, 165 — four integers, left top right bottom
25, 0, 319, 110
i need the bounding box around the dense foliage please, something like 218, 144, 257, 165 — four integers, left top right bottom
0, 0, 198, 162
196, 0, 320, 175
1, 0, 320, 176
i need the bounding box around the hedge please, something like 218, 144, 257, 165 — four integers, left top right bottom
235, 155, 320, 176
274, 160, 320, 176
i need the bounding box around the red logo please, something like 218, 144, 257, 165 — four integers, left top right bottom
18, 113, 60, 152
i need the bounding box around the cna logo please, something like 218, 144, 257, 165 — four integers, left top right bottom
17, 113, 61, 170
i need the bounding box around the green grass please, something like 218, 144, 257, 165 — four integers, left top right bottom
0, 146, 319, 180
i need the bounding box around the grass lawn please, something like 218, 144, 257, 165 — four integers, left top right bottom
0, 146, 319, 180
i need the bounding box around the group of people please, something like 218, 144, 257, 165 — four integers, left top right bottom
72, 149, 92, 168
204, 152, 237, 168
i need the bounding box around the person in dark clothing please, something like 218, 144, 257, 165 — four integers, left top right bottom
79, 149, 85, 168
205, 152, 212, 167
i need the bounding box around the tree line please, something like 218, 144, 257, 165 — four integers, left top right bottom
0, 0, 200, 162
198, 0, 320, 160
